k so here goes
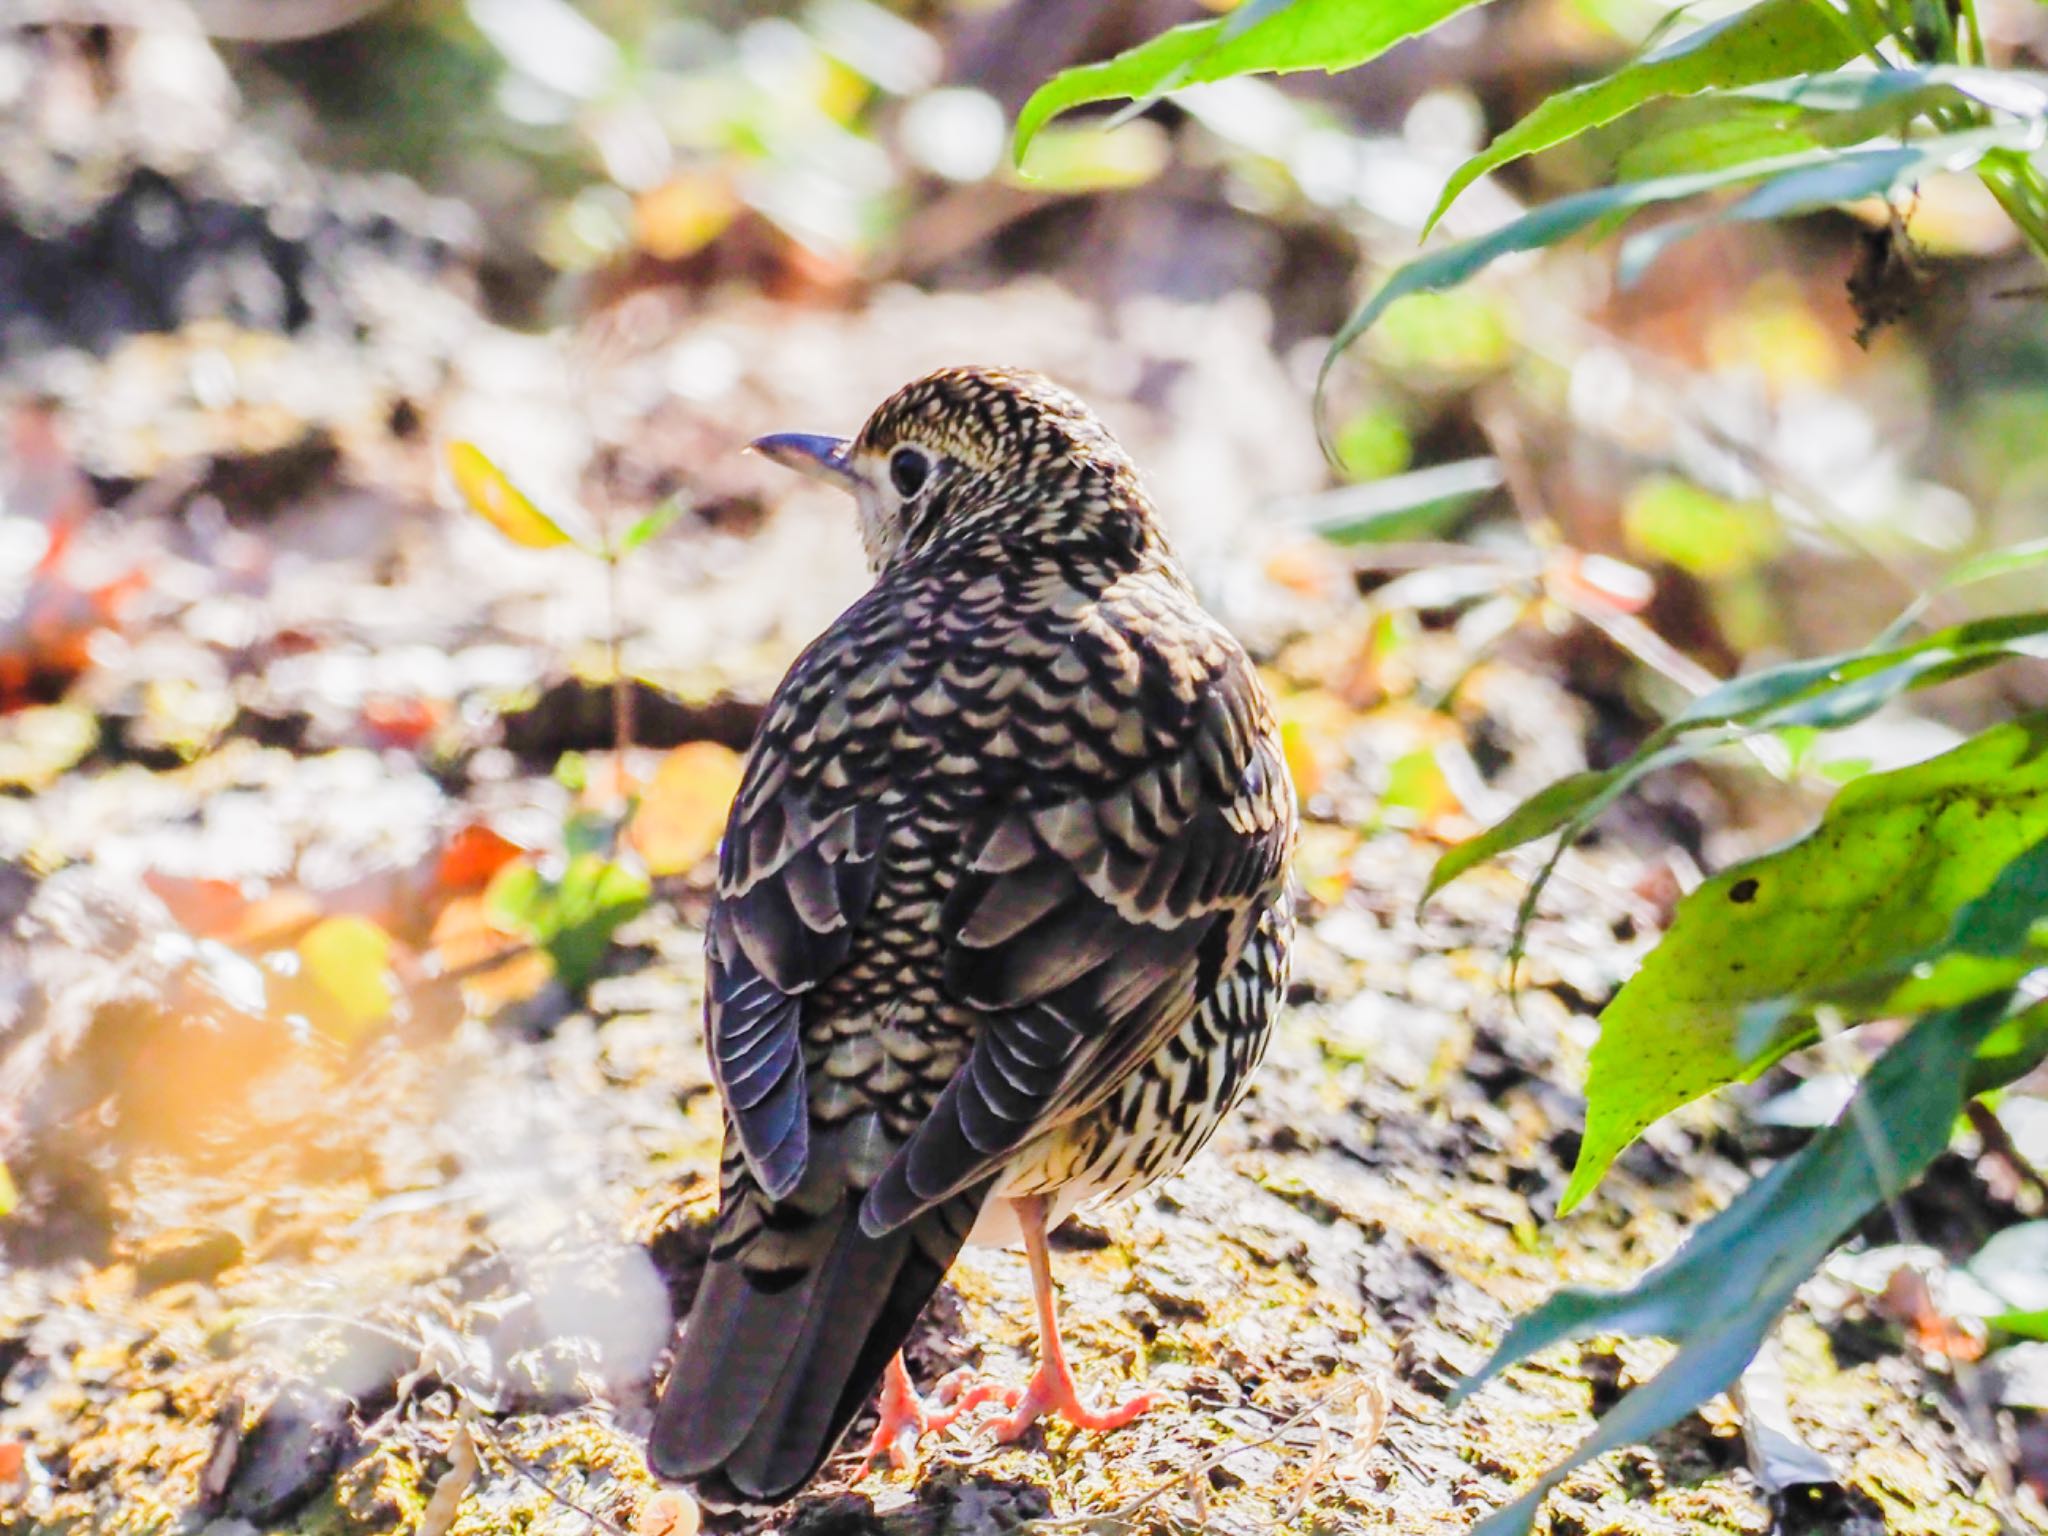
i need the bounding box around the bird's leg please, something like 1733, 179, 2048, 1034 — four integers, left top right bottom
859, 1353, 933, 1472
986, 1195, 1159, 1441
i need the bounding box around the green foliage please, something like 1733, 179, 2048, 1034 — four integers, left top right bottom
1013, 0, 1492, 165
1565, 714, 2048, 1212
1407, 550, 2048, 1528
487, 850, 651, 997
1016, 2, 2048, 436
1457, 989, 2027, 1536
1424, 0, 1865, 234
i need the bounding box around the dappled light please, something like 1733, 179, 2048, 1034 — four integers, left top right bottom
3, 2, 2048, 1534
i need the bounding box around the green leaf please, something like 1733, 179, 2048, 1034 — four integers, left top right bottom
617, 496, 686, 556
1013, 0, 1495, 165
1460, 991, 2014, 1536
1422, 769, 1615, 909
1622, 475, 1782, 578
1735, 63, 2048, 119
1422, 610, 2048, 956
1617, 124, 2039, 285
486, 852, 650, 996
1324, 126, 2042, 430
1666, 611, 2048, 732
1885, 537, 2048, 639
1323, 140, 1876, 426
1563, 714, 2048, 1213
1425, 0, 1866, 234
1971, 999, 2048, 1094
549, 853, 651, 993
1615, 98, 1834, 183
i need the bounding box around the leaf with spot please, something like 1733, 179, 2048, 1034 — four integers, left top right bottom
1424, 609, 2048, 951
1463, 990, 2017, 1535
1563, 714, 2048, 1212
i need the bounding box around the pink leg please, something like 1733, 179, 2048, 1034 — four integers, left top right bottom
860, 1353, 931, 1472
985, 1195, 1158, 1442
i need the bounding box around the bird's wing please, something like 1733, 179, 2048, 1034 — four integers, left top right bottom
707, 732, 888, 1200
862, 667, 1292, 1235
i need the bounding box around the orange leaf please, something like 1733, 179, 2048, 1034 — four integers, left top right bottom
627, 742, 744, 876
435, 824, 527, 892
445, 441, 576, 549
360, 695, 445, 750
0, 1440, 23, 1482
430, 891, 552, 1007
144, 872, 320, 948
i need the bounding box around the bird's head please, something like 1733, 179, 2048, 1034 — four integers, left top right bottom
750, 366, 1154, 572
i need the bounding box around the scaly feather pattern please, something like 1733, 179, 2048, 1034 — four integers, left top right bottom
651, 368, 1296, 1506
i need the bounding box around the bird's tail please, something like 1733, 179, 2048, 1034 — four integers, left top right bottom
649, 1187, 974, 1507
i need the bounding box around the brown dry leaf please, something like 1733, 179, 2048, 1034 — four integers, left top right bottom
627, 741, 744, 876
1878, 1266, 1987, 1363
417, 1417, 479, 1536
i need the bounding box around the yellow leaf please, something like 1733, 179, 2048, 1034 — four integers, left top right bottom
298, 915, 397, 1036
628, 742, 744, 876
445, 441, 576, 549
0, 1160, 15, 1217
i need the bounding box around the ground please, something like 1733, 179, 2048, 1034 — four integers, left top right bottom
1, 22, 2039, 1536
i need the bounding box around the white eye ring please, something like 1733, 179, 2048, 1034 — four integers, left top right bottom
889, 445, 932, 498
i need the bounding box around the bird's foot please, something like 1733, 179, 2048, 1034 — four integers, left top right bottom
860, 1355, 936, 1474
982, 1358, 1158, 1442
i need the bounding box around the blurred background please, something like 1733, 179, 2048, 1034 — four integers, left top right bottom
4, 1, 2048, 1532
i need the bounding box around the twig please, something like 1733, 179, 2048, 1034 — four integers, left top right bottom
465, 1411, 640, 1536
242, 1310, 640, 1536
1965, 1100, 2048, 1203
1022, 1381, 1368, 1532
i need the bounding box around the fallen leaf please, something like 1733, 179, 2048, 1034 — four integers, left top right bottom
628, 741, 744, 876
429, 890, 552, 1008
359, 695, 445, 750
0, 1440, 22, 1482
297, 916, 399, 1042
435, 824, 527, 892
144, 872, 322, 948
417, 1417, 479, 1536
445, 441, 577, 549
0, 1160, 15, 1218
0, 702, 97, 790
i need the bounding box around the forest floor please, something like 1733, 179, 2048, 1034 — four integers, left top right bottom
1, 21, 2038, 1536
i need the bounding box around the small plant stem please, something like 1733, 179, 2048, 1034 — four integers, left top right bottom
604, 545, 634, 770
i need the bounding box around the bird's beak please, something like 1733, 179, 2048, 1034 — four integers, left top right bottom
749, 432, 859, 491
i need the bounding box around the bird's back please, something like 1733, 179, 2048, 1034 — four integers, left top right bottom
650, 369, 1295, 1506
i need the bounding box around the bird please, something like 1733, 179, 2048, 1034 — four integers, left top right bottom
648, 366, 1296, 1509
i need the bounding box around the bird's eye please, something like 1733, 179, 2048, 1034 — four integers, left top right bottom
889, 445, 931, 498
